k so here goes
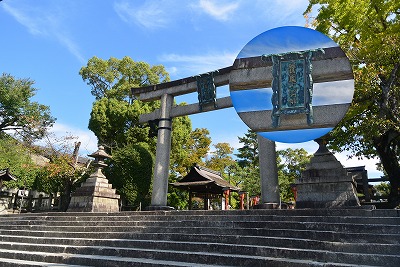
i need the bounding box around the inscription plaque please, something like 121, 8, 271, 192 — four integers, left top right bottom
196, 72, 217, 111
263, 49, 324, 128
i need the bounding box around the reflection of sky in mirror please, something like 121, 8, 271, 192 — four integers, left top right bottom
231, 80, 354, 112
230, 88, 272, 112
313, 80, 354, 105
230, 26, 353, 143
217, 85, 230, 98
237, 26, 338, 58
259, 128, 333, 143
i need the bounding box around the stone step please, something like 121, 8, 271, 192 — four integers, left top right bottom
1, 214, 399, 225
0, 257, 86, 267
1, 225, 399, 245
0, 209, 398, 266
1, 224, 399, 242
0, 241, 394, 267
1, 207, 398, 219
0, 249, 230, 267
0, 249, 375, 267
1, 232, 399, 257
1, 220, 399, 235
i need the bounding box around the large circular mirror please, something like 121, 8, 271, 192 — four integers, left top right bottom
230, 26, 354, 143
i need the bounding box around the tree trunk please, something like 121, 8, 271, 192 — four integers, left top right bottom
59, 179, 72, 211
373, 130, 400, 208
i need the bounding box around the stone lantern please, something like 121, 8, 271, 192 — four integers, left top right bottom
68, 146, 120, 212
295, 138, 360, 208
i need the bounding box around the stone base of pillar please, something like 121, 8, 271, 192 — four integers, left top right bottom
144, 205, 175, 211
253, 202, 280, 209
67, 176, 120, 213
295, 140, 360, 209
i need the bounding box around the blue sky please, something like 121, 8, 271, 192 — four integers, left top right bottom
0, 0, 383, 177
237, 26, 337, 58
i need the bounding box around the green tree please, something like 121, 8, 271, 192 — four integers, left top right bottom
0, 133, 37, 190
0, 73, 55, 142
305, 0, 400, 206
80, 56, 169, 101
277, 148, 311, 202
175, 128, 212, 175
374, 182, 390, 199
105, 143, 154, 209
80, 57, 167, 149
234, 129, 260, 197
234, 164, 260, 197
169, 115, 193, 176
236, 129, 259, 168
206, 142, 235, 179
88, 98, 151, 148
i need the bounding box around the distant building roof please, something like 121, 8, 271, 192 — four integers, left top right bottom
171, 164, 240, 194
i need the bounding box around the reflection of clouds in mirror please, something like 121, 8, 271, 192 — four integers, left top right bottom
231, 80, 354, 113
237, 26, 337, 59
231, 88, 272, 112
259, 127, 333, 143
313, 80, 354, 105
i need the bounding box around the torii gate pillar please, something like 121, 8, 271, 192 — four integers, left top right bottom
257, 135, 280, 208
148, 93, 174, 209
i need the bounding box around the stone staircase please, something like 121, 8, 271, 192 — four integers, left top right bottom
0, 208, 399, 266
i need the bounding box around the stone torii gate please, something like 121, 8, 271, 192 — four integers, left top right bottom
132, 46, 352, 210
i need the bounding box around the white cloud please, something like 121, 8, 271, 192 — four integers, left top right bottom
159, 51, 238, 77
254, 0, 309, 25
2, 3, 45, 35
1, 2, 86, 64
55, 32, 86, 64
276, 140, 384, 178
335, 152, 384, 179
196, 0, 240, 21
276, 140, 318, 152
114, 0, 171, 29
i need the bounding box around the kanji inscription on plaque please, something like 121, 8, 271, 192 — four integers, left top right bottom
263, 49, 323, 128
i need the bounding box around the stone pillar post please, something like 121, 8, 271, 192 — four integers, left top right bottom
257, 135, 280, 208
149, 93, 174, 209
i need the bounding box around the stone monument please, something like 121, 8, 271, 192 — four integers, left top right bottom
295, 138, 360, 208
68, 146, 120, 212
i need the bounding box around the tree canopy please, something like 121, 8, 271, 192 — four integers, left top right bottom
206, 142, 236, 178
305, 0, 400, 206
0, 73, 55, 142
105, 142, 154, 209
80, 57, 168, 149
277, 148, 311, 202
236, 130, 259, 168
0, 133, 37, 190
80, 56, 169, 101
